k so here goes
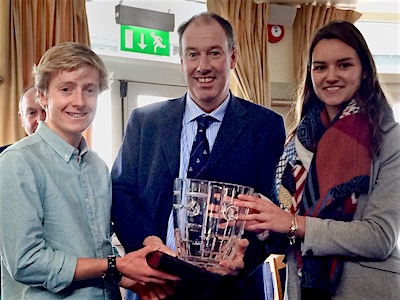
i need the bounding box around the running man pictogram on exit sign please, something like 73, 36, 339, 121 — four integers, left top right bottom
121, 25, 170, 56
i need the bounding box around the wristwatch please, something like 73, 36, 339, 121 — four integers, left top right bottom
103, 255, 123, 300
103, 255, 122, 283
288, 214, 298, 246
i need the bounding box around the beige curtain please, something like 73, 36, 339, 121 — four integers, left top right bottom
207, 0, 271, 108
293, 4, 362, 87
0, 0, 90, 146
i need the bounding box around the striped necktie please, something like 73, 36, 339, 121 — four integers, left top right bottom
166, 115, 215, 251
187, 115, 215, 178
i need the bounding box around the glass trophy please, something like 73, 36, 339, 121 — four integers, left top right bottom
173, 178, 253, 271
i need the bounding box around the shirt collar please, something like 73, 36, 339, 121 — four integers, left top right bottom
35, 122, 88, 162
184, 93, 230, 125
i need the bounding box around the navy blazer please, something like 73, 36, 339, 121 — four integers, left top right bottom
112, 94, 286, 299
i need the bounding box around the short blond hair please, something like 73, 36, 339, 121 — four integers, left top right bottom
33, 42, 109, 95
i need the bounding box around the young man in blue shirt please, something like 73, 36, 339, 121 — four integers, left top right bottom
0, 42, 179, 299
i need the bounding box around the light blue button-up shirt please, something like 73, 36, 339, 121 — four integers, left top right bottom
179, 93, 229, 179
0, 122, 113, 299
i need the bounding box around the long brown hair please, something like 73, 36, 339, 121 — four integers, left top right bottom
291, 20, 394, 157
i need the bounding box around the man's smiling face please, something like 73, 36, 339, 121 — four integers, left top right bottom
180, 18, 237, 113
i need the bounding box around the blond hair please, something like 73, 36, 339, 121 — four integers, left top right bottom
33, 42, 109, 95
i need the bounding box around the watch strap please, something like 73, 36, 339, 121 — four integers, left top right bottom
103, 255, 122, 299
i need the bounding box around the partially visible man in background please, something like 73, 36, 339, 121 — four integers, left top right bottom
18, 86, 46, 135
0, 86, 46, 153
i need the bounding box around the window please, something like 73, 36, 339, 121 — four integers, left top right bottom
355, 21, 400, 74
92, 90, 113, 168
137, 95, 169, 107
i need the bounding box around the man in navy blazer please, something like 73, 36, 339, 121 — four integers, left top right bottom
112, 12, 285, 299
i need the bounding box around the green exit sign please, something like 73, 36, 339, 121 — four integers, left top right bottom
121, 25, 170, 56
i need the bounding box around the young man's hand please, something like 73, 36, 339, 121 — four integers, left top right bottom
117, 244, 179, 284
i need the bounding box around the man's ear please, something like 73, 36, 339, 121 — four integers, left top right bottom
230, 47, 238, 69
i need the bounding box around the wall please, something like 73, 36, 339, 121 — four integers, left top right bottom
268, 24, 296, 129
86, 1, 399, 138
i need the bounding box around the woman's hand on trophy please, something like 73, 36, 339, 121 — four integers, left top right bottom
235, 194, 295, 235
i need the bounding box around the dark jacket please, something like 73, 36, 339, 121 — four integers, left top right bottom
112, 94, 286, 299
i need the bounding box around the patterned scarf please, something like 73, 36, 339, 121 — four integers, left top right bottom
274, 100, 371, 296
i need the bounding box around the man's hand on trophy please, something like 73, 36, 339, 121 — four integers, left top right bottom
143, 235, 176, 257
207, 238, 249, 275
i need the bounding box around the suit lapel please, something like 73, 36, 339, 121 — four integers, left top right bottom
160, 95, 186, 177
202, 96, 248, 175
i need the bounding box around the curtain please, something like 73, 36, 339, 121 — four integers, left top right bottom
0, 0, 90, 146
293, 4, 362, 87
207, 0, 271, 108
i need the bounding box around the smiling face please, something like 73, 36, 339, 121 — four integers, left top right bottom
311, 38, 363, 121
180, 18, 237, 113
39, 66, 100, 147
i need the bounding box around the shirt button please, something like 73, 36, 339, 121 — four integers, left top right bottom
64, 155, 69, 160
